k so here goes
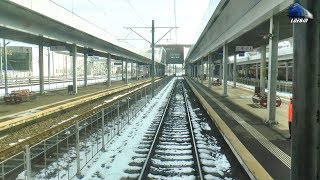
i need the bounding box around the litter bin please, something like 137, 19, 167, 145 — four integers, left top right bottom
68, 85, 73, 95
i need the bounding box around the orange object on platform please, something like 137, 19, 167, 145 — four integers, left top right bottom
288, 99, 293, 122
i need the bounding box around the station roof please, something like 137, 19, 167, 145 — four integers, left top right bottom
186, 0, 293, 63
0, 0, 163, 65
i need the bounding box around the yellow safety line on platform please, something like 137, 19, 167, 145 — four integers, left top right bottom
186, 78, 272, 180
192, 78, 292, 169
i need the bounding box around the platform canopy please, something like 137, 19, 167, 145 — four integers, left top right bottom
186, 0, 293, 63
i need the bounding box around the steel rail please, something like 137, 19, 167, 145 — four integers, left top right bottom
138, 81, 176, 180
182, 82, 204, 180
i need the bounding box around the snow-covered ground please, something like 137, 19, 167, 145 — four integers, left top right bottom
77, 78, 176, 179
79, 78, 234, 179
16, 77, 239, 179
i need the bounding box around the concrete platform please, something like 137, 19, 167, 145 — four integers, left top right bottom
0, 78, 150, 121
186, 77, 291, 180
198, 78, 291, 138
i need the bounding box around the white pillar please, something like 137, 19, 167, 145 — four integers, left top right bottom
219, 59, 223, 80
255, 63, 259, 80
84, 53, 88, 86
136, 62, 139, 80
260, 46, 266, 93
65, 55, 68, 78
107, 53, 111, 86
47, 48, 51, 85
266, 16, 279, 124
52, 53, 55, 76
223, 44, 228, 97
285, 61, 289, 82
208, 55, 212, 88
233, 54, 237, 88
0, 41, 2, 84
201, 59, 204, 84
131, 61, 134, 79
125, 59, 128, 84
121, 60, 124, 80
72, 44, 77, 94
3, 39, 8, 94
39, 43, 44, 94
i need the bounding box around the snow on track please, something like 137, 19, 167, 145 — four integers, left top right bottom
78, 78, 176, 179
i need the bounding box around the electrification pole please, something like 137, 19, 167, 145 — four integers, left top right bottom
151, 20, 155, 97
3, 39, 8, 94
123, 21, 178, 98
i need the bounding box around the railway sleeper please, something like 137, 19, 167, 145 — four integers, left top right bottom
158, 137, 191, 142
156, 144, 192, 150
151, 159, 194, 168
149, 166, 195, 176
124, 166, 142, 174
153, 154, 194, 161
128, 158, 146, 166
155, 149, 192, 155
134, 148, 150, 154
161, 134, 191, 139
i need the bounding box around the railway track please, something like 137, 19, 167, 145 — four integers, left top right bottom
125, 79, 204, 179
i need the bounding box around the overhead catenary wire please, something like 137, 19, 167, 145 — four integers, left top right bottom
87, 0, 109, 16
126, 0, 148, 27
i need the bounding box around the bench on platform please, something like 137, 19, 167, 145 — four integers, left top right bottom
251, 87, 282, 108
212, 79, 222, 86
3, 89, 36, 104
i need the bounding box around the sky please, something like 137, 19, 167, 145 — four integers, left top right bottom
49, 0, 220, 50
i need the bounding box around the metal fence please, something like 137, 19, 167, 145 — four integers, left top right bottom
197, 75, 293, 93
0, 77, 170, 180
235, 78, 293, 93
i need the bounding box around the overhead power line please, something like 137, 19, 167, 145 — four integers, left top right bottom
126, 0, 148, 26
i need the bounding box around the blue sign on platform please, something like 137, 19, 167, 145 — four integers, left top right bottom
1, 64, 12, 70
239, 51, 245, 57
87, 48, 94, 56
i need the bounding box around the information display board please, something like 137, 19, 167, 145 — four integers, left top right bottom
162, 45, 184, 64
2, 46, 32, 71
